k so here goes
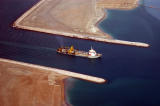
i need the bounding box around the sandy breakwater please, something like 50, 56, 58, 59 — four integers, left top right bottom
0, 58, 106, 105
13, 0, 149, 48
0, 58, 106, 83
13, 24, 149, 48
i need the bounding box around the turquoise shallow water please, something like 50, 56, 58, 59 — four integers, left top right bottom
0, 0, 160, 105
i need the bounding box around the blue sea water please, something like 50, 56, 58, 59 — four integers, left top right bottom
144, 0, 160, 20
0, 0, 160, 105
66, 1, 160, 106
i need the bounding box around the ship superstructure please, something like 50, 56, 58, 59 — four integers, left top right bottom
57, 46, 102, 58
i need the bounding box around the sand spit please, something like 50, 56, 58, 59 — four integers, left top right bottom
0, 58, 106, 106
13, 0, 149, 47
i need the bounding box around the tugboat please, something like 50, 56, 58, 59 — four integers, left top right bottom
57, 46, 102, 58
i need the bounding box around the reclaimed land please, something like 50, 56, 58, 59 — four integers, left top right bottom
13, 0, 149, 47
97, 0, 139, 9
0, 58, 105, 106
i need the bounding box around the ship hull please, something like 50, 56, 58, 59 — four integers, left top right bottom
88, 55, 101, 58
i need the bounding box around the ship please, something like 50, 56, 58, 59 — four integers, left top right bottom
57, 46, 102, 58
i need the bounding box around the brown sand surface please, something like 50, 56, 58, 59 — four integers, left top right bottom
14, 0, 112, 39
0, 58, 106, 106
0, 59, 68, 106
13, 0, 138, 39
97, 0, 138, 9
13, 0, 150, 47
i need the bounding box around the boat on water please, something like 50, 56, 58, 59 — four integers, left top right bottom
57, 46, 102, 58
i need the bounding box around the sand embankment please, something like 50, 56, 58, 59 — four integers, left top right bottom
0, 58, 106, 106
0, 59, 67, 106
13, 0, 149, 47
13, 23, 149, 47
0, 58, 106, 83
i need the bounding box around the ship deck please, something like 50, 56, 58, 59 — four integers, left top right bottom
57, 48, 102, 58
